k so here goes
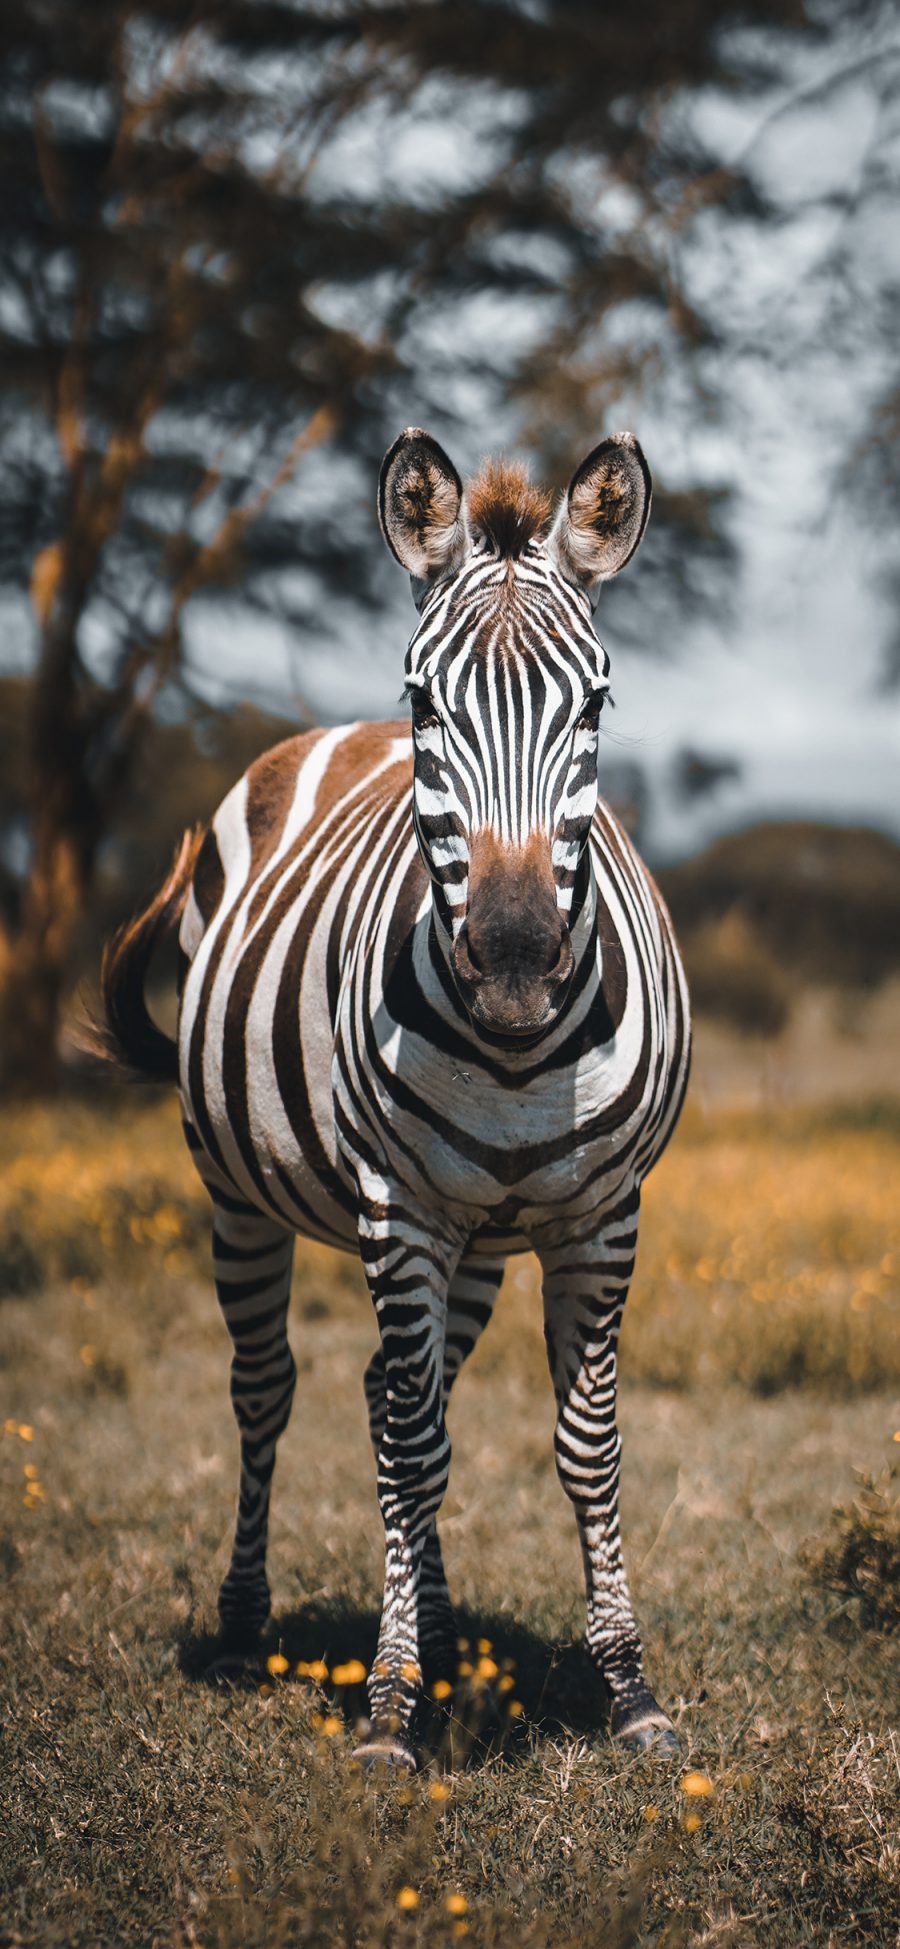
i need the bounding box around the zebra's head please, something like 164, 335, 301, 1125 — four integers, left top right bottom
379, 427, 651, 1044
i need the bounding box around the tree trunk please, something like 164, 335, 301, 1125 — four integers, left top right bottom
0, 825, 90, 1093
0, 547, 102, 1093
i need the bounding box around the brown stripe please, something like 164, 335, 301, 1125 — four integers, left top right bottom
244, 731, 324, 875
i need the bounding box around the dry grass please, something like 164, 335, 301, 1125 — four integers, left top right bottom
2, 1091, 897, 1397
1, 1089, 899, 1947
629, 1098, 900, 1395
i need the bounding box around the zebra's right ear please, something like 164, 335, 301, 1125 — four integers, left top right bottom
378, 428, 469, 590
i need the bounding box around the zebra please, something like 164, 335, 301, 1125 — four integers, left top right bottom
102, 426, 690, 1769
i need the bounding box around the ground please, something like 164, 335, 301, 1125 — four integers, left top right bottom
1, 1058, 898, 1948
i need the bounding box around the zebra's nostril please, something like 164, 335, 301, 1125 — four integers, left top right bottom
462, 925, 484, 974
452, 921, 483, 979
549, 931, 573, 981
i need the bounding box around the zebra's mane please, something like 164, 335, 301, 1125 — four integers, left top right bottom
466, 459, 552, 560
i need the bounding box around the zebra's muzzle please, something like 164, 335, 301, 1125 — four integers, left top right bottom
451, 903, 575, 1041
450, 828, 576, 1040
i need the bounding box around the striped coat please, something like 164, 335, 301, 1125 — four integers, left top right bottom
103, 428, 690, 1768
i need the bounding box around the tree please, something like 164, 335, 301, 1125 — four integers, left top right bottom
0, 0, 399, 1085
3, 0, 870, 1087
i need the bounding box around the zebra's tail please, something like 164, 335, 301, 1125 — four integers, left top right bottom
98, 827, 203, 1083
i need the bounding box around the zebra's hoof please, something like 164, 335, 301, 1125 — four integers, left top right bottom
218, 1572, 271, 1641
204, 1646, 258, 1685
351, 1734, 418, 1774
217, 1617, 270, 1654
611, 1705, 680, 1756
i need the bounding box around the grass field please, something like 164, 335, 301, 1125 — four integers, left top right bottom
1, 1084, 898, 1947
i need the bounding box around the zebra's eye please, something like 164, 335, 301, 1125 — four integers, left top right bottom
408, 688, 441, 734
577, 688, 607, 728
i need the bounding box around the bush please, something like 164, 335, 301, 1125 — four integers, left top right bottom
802, 1460, 900, 1631
680, 912, 791, 1038
661, 821, 900, 994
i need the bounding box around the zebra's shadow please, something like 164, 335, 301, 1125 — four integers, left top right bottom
177, 1603, 611, 1755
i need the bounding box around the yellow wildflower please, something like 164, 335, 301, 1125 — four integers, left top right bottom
429, 1780, 450, 1802
457, 1660, 473, 1679
431, 1679, 452, 1702
476, 1656, 498, 1680
300, 1658, 328, 1683
507, 1700, 524, 1718
476, 1637, 492, 1654
331, 1659, 367, 1686
497, 1674, 515, 1694
18, 1425, 34, 1442
684, 1812, 702, 1834
266, 1653, 289, 1677
643, 1805, 660, 1824
445, 1893, 468, 1915
320, 1715, 341, 1738
79, 1345, 96, 1368
681, 1770, 715, 1799
396, 1887, 419, 1911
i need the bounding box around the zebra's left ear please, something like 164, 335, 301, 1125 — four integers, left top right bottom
379, 428, 469, 592
550, 433, 651, 593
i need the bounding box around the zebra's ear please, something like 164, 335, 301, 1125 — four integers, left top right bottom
378, 428, 469, 588
550, 433, 651, 592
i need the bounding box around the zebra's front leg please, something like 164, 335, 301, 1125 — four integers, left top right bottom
212, 1198, 296, 1648
539, 1214, 678, 1755
354, 1198, 467, 1769
363, 1253, 505, 1684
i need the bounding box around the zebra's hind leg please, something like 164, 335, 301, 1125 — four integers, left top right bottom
212, 1196, 296, 1650
363, 1253, 505, 1685
539, 1208, 679, 1756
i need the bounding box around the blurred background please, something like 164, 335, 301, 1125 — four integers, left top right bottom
0, 0, 898, 1089
3, 14, 899, 1936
